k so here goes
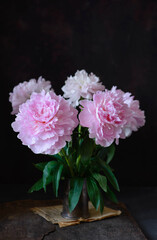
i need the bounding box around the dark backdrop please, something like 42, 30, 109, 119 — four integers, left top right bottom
2, 0, 157, 186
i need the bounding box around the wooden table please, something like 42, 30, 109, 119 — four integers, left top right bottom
0, 199, 147, 240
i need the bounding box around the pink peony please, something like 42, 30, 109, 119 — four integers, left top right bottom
9, 76, 52, 115
120, 92, 145, 139
12, 91, 78, 155
79, 87, 145, 147
62, 70, 105, 107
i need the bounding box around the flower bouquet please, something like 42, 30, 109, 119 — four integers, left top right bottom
9, 70, 145, 218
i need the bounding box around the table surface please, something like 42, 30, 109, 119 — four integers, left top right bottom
0, 185, 157, 240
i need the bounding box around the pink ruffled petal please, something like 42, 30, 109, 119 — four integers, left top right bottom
12, 91, 78, 155
79, 87, 145, 147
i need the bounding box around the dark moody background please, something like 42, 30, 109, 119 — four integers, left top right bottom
1, 0, 157, 186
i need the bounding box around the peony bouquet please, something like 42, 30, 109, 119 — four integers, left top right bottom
9, 70, 145, 213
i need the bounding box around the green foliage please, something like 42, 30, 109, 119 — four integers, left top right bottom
68, 177, 84, 213
34, 162, 48, 171
99, 190, 105, 214
28, 178, 43, 193
79, 137, 95, 164
98, 159, 120, 192
106, 144, 116, 164
106, 186, 119, 204
52, 163, 63, 197
96, 143, 115, 164
87, 177, 100, 210
43, 161, 58, 191
92, 173, 107, 192
28, 175, 52, 193
29, 126, 120, 214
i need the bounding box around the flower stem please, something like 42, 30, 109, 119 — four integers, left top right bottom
61, 148, 74, 177
78, 124, 81, 133
76, 155, 81, 170
76, 125, 82, 172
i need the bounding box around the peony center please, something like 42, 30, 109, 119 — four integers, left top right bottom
32, 99, 59, 125
96, 101, 122, 125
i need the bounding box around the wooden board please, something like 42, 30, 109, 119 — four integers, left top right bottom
0, 199, 147, 240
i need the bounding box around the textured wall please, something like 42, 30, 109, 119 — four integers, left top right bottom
2, 0, 157, 185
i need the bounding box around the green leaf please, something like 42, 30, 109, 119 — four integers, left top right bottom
34, 162, 48, 171
28, 175, 52, 193
52, 163, 63, 197
80, 137, 94, 164
96, 144, 115, 164
51, 154, 62, 161
106, 144, 115, 164
99, 159, 120, 192
68, 177, 84, 213
99, 190, 105, 214
43, 161, 58, 191
96, 147, 108, 159
50, 153, 65, 165
66, 141, 73, 155
92, 173, 107, 192
28, 178, 43, 193
87, 177, 100, 210
71, 128, 80, 153
106, 186, 119, 204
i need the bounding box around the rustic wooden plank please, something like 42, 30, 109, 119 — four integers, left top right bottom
0, 200, 147, 240
45, 203, 148, 240
0, 200, 56, 240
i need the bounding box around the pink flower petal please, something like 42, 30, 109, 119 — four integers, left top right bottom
12, 91, 78, 155
79, 87, 145, 147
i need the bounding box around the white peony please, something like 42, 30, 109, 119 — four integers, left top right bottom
9, 76, 53, 115
62, 70, 105, 107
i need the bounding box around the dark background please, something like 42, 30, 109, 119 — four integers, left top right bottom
1, 0, 157, 187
